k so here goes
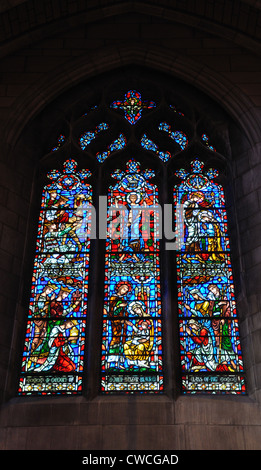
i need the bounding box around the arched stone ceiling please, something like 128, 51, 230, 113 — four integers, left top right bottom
0, 0, 261, 58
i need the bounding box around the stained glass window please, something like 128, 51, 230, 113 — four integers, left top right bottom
101, 159, 163, 393
51, 134, 66, 152
79, 123, 109, 150
141, 134, 171, 162
174, 159, 245, 394
158, 122, 188, 150
96, 134, 127, 163
201, 133, 216, 152
19, 84, 245, 398
110, 90, 156, 124
18, 160, 92, 395
169, 104, 185, 116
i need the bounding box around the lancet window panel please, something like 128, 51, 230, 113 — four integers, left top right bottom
174, 159, 245, 395
101, 159, 164, 393
18, 160, 92, 396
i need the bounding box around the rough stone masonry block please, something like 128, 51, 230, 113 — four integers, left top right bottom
185, 424, 246, 450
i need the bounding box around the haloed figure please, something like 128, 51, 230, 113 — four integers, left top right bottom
107, 281, 132, 368
35, 318, 78, 373
119, 191, 145, 262
123, 301, 154, 369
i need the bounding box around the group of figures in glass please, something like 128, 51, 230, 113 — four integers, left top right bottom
101, 160, 163, 392
19, 160, 92, 394
18, 90, 245, 396
175, 160, 244, 393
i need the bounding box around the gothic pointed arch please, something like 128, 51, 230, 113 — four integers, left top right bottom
4, 44, 260, 152
17, 70, 246, 396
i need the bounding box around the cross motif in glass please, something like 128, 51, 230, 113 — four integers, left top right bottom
110, 90, 156, 124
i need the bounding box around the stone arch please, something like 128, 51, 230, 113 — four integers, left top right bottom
4, 43, 260, 151
0, 34, 259, 404
4, 43, 260, 400
1, 1, 261, 59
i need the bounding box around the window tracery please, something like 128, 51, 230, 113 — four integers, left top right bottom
110, 90, 156, 124
18, 85, 245, 396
